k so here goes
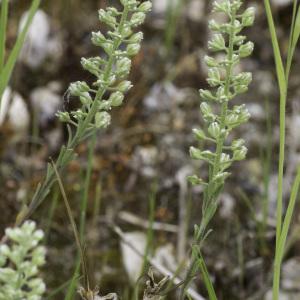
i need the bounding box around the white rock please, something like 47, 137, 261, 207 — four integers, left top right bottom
131, 146, 158, 178
154, 244, 177, 273
30, 82, 61, 126
265, 290, 300, 300
247, 103, 265, 121
120, 231, 146, 283
0, 87, 12, 125
152, 0, 168, 15
282, 258, 300, 291
271, 0, 293, 7
19, 10, 62, 68
186, 0, 205, 22
8, 93, 29, 131
144, 82, 186, 111
219, 193, 235, 219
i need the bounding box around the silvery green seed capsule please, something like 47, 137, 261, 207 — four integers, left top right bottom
109, 91, 124, 106
208, 20, 220, 31
234, 84, 248, 95
242, 7, 255, 27
200, 89, 216, 101
231, 139, 245, 150
116, 57, 131, 74
193, 128, 206, 140
208, 34, 226, 52
187, 175, 205, 186
131, 12, 146, 26
129, 32, 143, 44
91, 31, 106, 46
95, 111, 111, 128
56, 111, 71, 122
200, 102, 212, 116
126, 43, 141, 56
117, 80, 132, 92
138, 1, 152, 12
207, 68, 221, 87
204, 56, 218, 67
238, 41, 254, 58
208, 122, 221, 139
233, 146, 247, 161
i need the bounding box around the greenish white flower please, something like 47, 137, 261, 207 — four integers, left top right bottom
0, 221, 46, 300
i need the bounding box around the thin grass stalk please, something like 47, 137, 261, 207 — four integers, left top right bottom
65, 132, 97, 299
263, 1, 287, 256
196, 250, 217, 300
263, 1, 300, 298
92, 180, 102, 226
0, 0, 9, 70
52, 161, 90, 292
46, 276, 81, 300
286, 0, 300, 79
80, 130, 97, 241
0, 0, 40, 101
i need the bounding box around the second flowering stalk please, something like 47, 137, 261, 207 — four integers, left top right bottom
189, 0, 255, 243
182, 1, 255, 297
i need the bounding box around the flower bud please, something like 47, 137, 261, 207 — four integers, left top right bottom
95, 111, 111, 128
208, 34, 226, 52
208, 20, 220, 31
126, 43, 141, 56
130, 12, 146, 27
116, 57, 132, 75
91, 31, 106, 46
199, 89, 216, 101
117, 80, 132, 92
187, 175, 205, 186
242, 7, 255, 27
109, 91, 124, 107
207, 68, 221, 87
193, 128, 206, 140
56, 111, 71, 123
129, 32, 143, 44
233, 146, 247, 161
204, 55, 218, 67
69, 81, 90, 96
238, 41, 254, 58
98, 9, 116, 27
208, 122, 221, 139
138, 1, 152, 12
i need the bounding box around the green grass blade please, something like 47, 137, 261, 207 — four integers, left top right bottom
0, 0, 9, 70
52, 161, 90, 292
273, 167, 300, 299
196, 249, 217, 300
263, 0, 287, 93
278, 167, 300, 261
46, 276, 81, 300
0, 0, 40, 100
285, 0, 299, 78
263, 0, 287, 252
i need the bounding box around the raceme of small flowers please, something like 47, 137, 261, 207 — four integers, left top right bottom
0, 221, 46, 300
189, 0, 254, 198
56, 0, 152, 135
15, 0, 152, 225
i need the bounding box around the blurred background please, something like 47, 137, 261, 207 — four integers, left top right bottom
1, 0, 300, 299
